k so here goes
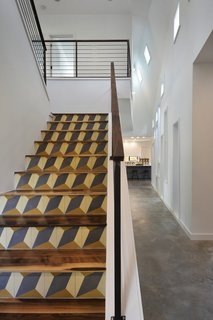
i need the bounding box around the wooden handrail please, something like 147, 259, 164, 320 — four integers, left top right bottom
110, 62, 124, 161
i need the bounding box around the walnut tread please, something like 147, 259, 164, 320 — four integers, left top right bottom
0, 215, 107, 227
0, 299, 105, 318
0, 249, 106, 271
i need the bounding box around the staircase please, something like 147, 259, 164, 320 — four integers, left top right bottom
0, 113, 108, 319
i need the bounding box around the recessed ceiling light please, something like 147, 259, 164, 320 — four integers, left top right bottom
136, 137, 140, 139
40, 5, 47, 10
131, 137, 135, 139
142, 136, 146, 139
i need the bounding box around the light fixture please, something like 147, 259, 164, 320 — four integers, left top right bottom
40, 5, 47, 10
144, 46, 151, 65
142, 136, 146, 139
131, 136, 135, 139
136, 136, 140, 139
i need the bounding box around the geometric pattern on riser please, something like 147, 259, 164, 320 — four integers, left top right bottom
15, 173, 107, 191
0, 226, 106, 250
47, 122, 108, 131
41, 131, 108, 142
0, 271, 105, 299
26, 156, 107, 172
0, 195, 107, 216
35, 142, 108, 156
52, 114, 108, 122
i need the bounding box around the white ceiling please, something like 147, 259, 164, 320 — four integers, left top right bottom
35, 0, 151, 16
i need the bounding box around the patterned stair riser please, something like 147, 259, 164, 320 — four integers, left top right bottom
0, 194, 107, 216
0, 114, 108, 304
15, 173, 107, 191
35, 142, 108, 156
0, 226, 106, 250
26, 156, 107, 172
0, 271, 105, 299
41, 131, 108, 142
53, 114, 108, 122
47, 122, 108, 131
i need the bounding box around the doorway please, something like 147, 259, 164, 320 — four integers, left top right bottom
172, 121, 180, 219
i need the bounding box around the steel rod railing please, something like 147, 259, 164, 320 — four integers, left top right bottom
16, 0, 46, 83
110, 62, 125, 320
45, 40, 131, 79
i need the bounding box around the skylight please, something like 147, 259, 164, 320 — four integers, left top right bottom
144, 46, 151, 65
173, 3, 180, 42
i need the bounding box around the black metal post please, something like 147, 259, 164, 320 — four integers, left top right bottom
75, 41, 78, 77
127, 40, 131, 78
111, 161, 125, 320
44, 48, 46, 84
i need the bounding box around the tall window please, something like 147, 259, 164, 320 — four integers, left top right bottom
173, 3, 180, 42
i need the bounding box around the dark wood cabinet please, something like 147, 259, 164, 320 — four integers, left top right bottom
126, 165, 151, 180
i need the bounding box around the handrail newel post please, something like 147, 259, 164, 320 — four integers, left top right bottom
110, 62, 126, 320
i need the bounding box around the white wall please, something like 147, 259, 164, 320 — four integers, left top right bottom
38, 13, 132, 40
0, 1, 50, 192
124, 140, 152, 162
47, 79, 131, 113
151, 0, 213, 238
192, 63, 213, 237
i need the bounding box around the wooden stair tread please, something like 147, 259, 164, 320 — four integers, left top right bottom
41, 129, 107, 132
3, 190, 107, 196
38, 140, 108, 143
35, 140, 108, 143
41, 130, 108, 133
0, 249, 106, 271
0, 215, 107, 227
47, 121, 108, 124
15, 170, 107, 174
51, 113, 108, 115
0, 299, 105, 314
26, 154, 108, 158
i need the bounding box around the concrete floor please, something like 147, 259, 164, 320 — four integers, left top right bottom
128, 180, 213, 320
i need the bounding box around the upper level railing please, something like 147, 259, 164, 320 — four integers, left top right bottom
16, 0, 46, 83
45, 40, 131, 78
110, 62, 125, 320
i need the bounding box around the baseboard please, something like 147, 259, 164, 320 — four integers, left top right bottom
151, 183, 213, 240
188, 233, 213, 240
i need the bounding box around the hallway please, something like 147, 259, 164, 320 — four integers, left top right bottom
129, 180, 213, 320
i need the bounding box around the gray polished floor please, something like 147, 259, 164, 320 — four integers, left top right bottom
128, 180, 213, 320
